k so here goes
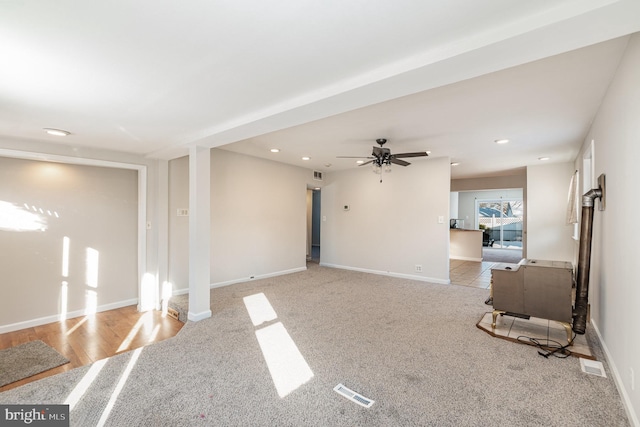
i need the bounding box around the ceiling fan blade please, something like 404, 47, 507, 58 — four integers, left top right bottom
391, 151, 429, 158
390, 158, 411, 166
336, 156, 375, 159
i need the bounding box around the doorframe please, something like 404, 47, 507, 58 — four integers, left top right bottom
475, 197, 524, 249
0, 148, 148, 312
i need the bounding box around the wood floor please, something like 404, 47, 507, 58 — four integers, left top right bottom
0, 306, 183, 392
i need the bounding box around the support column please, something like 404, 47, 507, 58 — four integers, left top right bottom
157, 160, 169, 311
188, 146, 212, 321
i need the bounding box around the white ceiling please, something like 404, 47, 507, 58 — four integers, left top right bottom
1, 0, 639, 178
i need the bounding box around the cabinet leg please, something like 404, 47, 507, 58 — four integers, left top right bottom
556, 321, 574, 346
491, 310, 506, 329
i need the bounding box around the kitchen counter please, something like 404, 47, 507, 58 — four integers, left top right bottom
450, 229, 483, 261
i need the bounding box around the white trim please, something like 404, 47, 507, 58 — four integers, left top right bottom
137, 165, 148, 311
451, 255, 484, 262
0, 148, 145, 170
0, 148, 148, 316
591, 320, 639, 427
187, 310, 212, 322
171, 266, 309, 296
0, 299, 139, 334
210, 267, 308, 289
319, 263, 450, 285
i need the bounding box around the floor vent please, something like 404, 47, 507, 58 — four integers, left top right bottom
333, 383, 374, 408
580, 358, 606, 377
167, 308, 180, 321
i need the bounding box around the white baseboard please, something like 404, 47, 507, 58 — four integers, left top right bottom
0, 298, 139, 334
171, 266, 309, 296
187, 310, 212, 322
319, 263, 450, 285
591, 320, 639, 427
450, 256, 483, 262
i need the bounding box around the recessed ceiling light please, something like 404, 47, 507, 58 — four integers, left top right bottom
356, 160, 365, 164
302, 156, 310, 161
44, 128, 70, 136
426, 150, 431, 154
324, 163, 332, 168
314, 187, 320, 190
538, 157, 550, 161
451, 162, 460, 166
270, 148, 280, 153
495, 139, 509, 144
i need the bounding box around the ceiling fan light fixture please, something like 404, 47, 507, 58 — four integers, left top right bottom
44, 128, 70, 136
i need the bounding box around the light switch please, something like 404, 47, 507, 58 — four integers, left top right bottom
322, 215, 326, 222
438, 216, 444, 224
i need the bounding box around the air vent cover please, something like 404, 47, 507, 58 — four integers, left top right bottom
313, 171, 323, 181
580, 358, 606, 377
333, 383, 374, 408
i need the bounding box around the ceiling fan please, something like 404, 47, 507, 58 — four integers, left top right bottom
337, 138, 429, 182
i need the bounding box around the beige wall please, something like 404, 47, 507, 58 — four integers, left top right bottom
451, 173, 526, 192
321, 156, 451, 283
526, 162, 575, 262
168, 149, 313, 291
0, 157, 139, 330
578, 33, 640, 424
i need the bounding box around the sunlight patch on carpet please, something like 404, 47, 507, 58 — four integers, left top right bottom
244, 292, 313, 398
243, 293, 277, 327
64, 358, 108, 410
255, 322, 314, 398
96, 347, 143, 427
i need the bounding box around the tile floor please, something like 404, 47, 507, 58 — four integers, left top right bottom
476, 312, 593, 358
449, 259, 499, 288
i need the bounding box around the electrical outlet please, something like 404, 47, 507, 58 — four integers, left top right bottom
415, 264, 423, 273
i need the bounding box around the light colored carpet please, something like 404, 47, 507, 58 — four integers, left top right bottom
0, 265, 629, 426
0, 340, 69, 387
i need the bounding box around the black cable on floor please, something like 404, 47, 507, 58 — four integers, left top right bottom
516, 334, 576, 359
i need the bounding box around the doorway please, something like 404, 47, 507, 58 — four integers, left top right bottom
306, 188, 321, 262
476, 198, 523, 262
